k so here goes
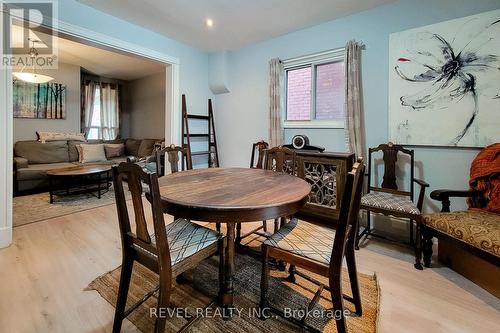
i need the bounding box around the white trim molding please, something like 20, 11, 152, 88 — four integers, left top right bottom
0, 13, 181, 249
0, 66, 13, 249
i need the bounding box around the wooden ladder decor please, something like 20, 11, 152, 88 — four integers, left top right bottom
181, 94, 220, 169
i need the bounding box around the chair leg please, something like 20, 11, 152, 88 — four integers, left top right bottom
259, 245, 270, 318
271, 219, 286, 270
216, 222, 221, 233
280, 216, 287, 229
414, 218, 423, 270
355, 215, 361, 250
154, 277, 171, 333
217, 238, 225, 306
330, 275, 347, 333
236, 223, 242, 245
112, 254, 134, 333
422, 227, 433, 268
262, 220, 267, 233
287, 264, 296, 283
345, 249, 362, 316
366, 210, 371, 233
409, 219, 414, 247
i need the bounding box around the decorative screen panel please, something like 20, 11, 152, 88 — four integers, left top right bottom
303, 162, 337, 209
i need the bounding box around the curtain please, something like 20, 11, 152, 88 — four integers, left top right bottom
269, 58, 283, 147
82, 81, 96, 137
344, 40, 366, 159
100, 83, 120, 140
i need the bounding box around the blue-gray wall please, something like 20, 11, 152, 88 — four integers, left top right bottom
214, 0, 500, 213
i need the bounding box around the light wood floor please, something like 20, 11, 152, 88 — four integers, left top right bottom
1, 202, 499, 333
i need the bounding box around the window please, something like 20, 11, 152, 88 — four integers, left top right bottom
284, 49, 345, 128
83, 81, 120, 140
87, 86, 101, 140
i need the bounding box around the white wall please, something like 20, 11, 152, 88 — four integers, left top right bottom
213, 0, 500, 215
121, 71, 166, 139
13, 62, 81, 142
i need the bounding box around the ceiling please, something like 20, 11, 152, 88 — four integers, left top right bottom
77, 0, 394, 51
54, 37, 166, 80
11, 25, 165, 81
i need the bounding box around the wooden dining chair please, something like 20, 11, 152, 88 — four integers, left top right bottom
357, 143, 429, 268
250, 140, 269, 169
264, 145, 297, 175
260, 160, 365, 333
236, 145, 298, 245
155, 144, 192, 177
265, 146, 297, 232
235, 141, 272, 246
111, 162, 225, 333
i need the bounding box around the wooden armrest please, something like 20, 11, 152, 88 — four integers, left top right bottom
430, 189, 483, 212
414, 178, 430, 211
413, 178, 429, 187
430, 189, 482, 201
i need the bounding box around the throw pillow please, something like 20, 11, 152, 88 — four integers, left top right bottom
104, 143, 125, 159
77, 144, 107, 163
125, 139, 142, 157
37, 131, 86, 143
137, 139, 158, 157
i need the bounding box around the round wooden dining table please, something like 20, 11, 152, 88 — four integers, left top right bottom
158, 167, 311, 312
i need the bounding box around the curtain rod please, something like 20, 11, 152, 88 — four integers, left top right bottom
281, 42, 365, 63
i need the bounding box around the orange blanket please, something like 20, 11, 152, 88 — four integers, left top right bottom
469, 143, 500, 213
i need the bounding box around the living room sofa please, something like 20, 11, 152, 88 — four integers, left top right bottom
13, 138, 160, 194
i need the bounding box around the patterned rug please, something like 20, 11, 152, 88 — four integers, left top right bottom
13, 190, 118, 227
87, 254, 379, 332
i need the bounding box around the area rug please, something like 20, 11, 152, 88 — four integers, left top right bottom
87, 254, 379, 332
13, 190, 118, 227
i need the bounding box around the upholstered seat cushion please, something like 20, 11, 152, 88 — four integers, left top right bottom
423, 210, 500, 258
361, 191, 420, 215
16, 162, 76, 180
264, 218, 335, 265
151, 218, 222, 266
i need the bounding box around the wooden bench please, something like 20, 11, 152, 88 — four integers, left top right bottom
422, 189, 500, 298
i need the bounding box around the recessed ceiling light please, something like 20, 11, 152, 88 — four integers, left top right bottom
206, 18, 214, 27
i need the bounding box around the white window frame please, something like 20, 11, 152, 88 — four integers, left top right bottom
282, 48, 345, 129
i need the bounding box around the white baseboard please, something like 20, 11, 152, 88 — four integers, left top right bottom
0, 226, 12, 249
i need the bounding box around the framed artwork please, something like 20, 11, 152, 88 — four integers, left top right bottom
388, 9, 500, 147
13, 80, 66, 119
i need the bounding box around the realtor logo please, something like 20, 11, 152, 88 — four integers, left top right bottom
1, 0, 58, 69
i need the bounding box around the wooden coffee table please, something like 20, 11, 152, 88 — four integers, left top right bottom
47, 165, 112, 203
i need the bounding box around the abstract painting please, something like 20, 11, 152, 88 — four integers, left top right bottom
13, 80, 66, 119
389, 9, 500, 147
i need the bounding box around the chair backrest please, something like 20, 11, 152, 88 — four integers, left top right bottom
112, 162, 172, 273
367, 142, 414, 199
264, 146, 297, 175
250, 140, 269, 169
156, 144, 192, 177
329, 159, 365, 273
